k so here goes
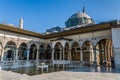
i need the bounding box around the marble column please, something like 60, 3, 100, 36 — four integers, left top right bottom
1, 48, 4, 61
105, 45, 108, 64
107, 46, 111, 66
27, 49, 30, 60
16, 48, 18, 61
69, 47, 71, 60
36, 49, 39, 60
63, 48, 65, 69
52, 48, 54, 61
60, 49, 62, 60
80, 48, 83, 62
93, 47, 97, 65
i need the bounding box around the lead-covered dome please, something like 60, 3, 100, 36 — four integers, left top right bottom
65, 11, 95, 28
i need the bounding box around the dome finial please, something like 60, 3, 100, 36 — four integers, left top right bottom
82, 1, 85, 13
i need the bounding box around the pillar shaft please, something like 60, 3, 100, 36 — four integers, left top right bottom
27, 49, 29, 60
80, 48, 83, 62
93, 47, 96, 62
16, 48, 18, 61
63, 48, 64, 60
36, 49, 39, 60
1, 48, 4, 61
52, 48, 54, 60
69, 48, 71, 60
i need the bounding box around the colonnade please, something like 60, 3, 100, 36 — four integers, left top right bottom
0, 38, 114, 66
52, 38, 114, 66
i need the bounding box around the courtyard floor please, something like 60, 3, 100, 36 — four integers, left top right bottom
0, 66, 120, 80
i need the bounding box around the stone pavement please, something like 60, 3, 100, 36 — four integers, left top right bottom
0, 69, 120, 80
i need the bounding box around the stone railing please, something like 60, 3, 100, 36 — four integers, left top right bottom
17, 60, 27, 65
1, 61, 15, 66
28, 60, 36, 66
53, 60, 71, 64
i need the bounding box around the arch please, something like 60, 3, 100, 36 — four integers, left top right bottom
81, 40, 93, 47
95, 38, 113, 66
94, 36, 111, 47
71, 42, 80, 61
39, 44, 45, 60
54, 42, 63, 49
5, 41, 17, 48
18, 43, 28, 60
46, 44, 52, 59
3, 41, 17, 61
82, 40, 94, 63
40, 42, 47, 49
64, 42, 69, 60
54, 42, 63, 60
29, 44, 37, 60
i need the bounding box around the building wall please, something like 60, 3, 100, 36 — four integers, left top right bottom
63, 30, 111, 47
112, 28, 120, 67
0, 28, 115, 68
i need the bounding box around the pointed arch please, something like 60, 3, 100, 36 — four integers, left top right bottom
94, 37, 111, 47
71, 42, 80, 61
39, 44, 45, 60
82, 40, 94, 63
95, 38, 113, 66
64, 42, 69, 60
29, 44, 37, 60
18, 43, 28, 60
54, 42, 63, 60
4, 41, 17, 61
46, 44, 52, 59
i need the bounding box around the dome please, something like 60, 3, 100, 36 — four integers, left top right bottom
65, 11, 95, 28
70, 11, 91, 19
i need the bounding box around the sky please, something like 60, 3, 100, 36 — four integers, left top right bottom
0, 0, 120, 33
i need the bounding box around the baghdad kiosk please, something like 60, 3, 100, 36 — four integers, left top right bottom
0, 7, 120, 69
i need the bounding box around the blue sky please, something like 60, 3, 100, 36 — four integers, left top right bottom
0, 0, 120, 33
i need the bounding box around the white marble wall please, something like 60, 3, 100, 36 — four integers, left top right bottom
112, 28, 120, 68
